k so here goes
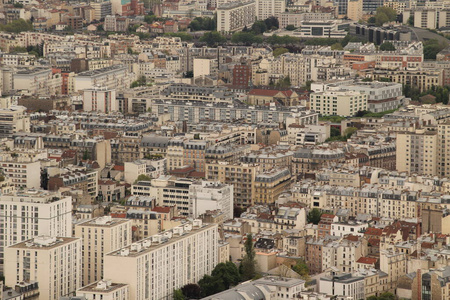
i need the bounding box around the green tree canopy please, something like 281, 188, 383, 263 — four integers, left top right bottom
292, 259, 310, 281
199, 31, 226, 47
273, 47, 289, 57
307, 208, 322, 224
231, 32, 263, 45
285, 24, 296, 31
379, 41, 396, 51
0, 19, 32, 33
240, 233, 256, 281
181, 283, 201, 299
173, 289, 185, 300
251, 20, 267, 34
134, 174, 152, 183
331, 43, 343, 50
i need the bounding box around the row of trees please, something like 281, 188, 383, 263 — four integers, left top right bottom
404, 84, 450, 104
367, 7, 397, 26
0, 19, 33, 33
174, 233, 312, 299
189, 16, 216, 31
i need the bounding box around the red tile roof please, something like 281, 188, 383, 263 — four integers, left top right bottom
365, 227, 383, 236
152, 206, 171, 213
357, 257, 377, 265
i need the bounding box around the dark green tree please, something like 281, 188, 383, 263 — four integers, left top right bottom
198, 275, 225, 297
240, 234, 256, 281
211, 262, 240, 289
234, 205, 244, 218
264, 16, 279, 30
379, 41, 396, 51
285, 24, 296, 30
181, 283, 201, 299
273, 47, 289, 57
199, 31, 226, 47
307, 208, 322, 224
251, 20, 267, 34
173, 289, 185, 300
292, 259, 309, 281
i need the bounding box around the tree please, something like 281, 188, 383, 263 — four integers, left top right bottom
234, 205, 244, 218
82, 150, 90, 160
199, 31, 226, 47
40, 168, 49, 190
264, 16, 279, 30
344, 127, 358, 138
273, 47, 289, 57
303, 80, 313, 91
407, 15, 414, 26
330, 127, 341, 137
307, 208, 322, 224
276, 76, 291, 88
181, 283, 201, 299
135, 174, 152, 183
240, 234, 256, 281
292, 259, 310, 281
423, 39, 445, 60
375, 12, 389, 26
331, 43, 343, 50
231, 32, 263, 45
379, 41, 396, 51
285, 24, 296, 31
211, 262, 240, 289
251, 20, 267, 34
0, 18, 33, 33
173, 289, 185, 300
198, 275, 224, 297
376, 7, 397, 21
164, 32, 193, 41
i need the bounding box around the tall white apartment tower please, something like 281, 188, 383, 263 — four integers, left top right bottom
0, 189, 72, 273
104, 221, 219, 300
74, 216, 132, 286
5, 236, 82, 300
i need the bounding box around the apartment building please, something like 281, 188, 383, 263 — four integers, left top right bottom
76, 280, 129, 300
151, 100, 318, 125
189, 181, 234, 220
310, 90, 368, 117
83, 86, 117, 113
0, 157, 40, 189
206, 162, 260, 207
255, 0, 285, 20
217, 1, 256, 32
183, 140, 209, 173
396, 129, 438, 176
4, 236, 82, 300
0, 105, 30, 138
104, 221, 218, 300
74, 216, 132, 286
48, 168, 98, 200
0, 190, 72, 271
124, 158, 167, 184
371, 69, 441, 93
74, 65, 134, 92
91, 1, 112, 20
319, 273, 365, 300
347, 0, 363, 21
253, 168, 293, 204
13, 67, 62, 96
